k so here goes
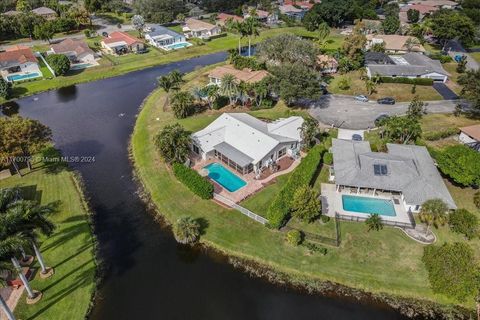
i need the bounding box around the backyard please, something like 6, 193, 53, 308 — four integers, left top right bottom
131, 66, 479, 315
0, 161, 96, 319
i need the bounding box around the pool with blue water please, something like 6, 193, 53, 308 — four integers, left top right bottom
204, 163, 246, 192
342, 195, 397, 216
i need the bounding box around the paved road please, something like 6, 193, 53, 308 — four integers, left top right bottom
445, 39, 479, 71
308, 94, 459, 129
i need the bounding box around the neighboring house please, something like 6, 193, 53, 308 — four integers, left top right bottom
359, 19, 382, 34
191, 113, 304, 175
408, 0, 459, 9
245, 9, 278, 25
183, 18, 221, 39
144, 25, 190, 51
49, 38, 95, 64
31, 7, 57, 20
459, 125, 480, 151
317, 55, 338, 74
366, 34, 425, 54
365, 52, 394, 65
283, 0, 317, 9
278, 5, 306, 20
330, 138, 456, 213
0, 45, 42, 82
216, 13, 243, 26
208, 64, 270, 86
3, 10, 21, 16
101, 31, 145, 54
366, 52, 449, 82
399, 4, 438, 23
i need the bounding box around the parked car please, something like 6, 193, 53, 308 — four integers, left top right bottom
374, 114, 390, 126
377, 97, 396, 105
354, 94, 369, 102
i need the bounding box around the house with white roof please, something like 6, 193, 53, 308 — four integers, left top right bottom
191, 113, 304, 175
144, 25, 191, 50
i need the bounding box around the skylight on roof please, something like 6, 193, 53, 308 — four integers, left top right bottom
373, 164, 388, 176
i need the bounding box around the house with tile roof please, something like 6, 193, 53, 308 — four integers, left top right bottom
0, 46, 42, 82
208, 65, 270, 86
49, 38, 95, 65
216, 13, 243, 26
278, 4, 306, 20
31, 6, 57, 20
191, 113, 304, 175
244, 9, 278, 25
101, 31, 145, 54
183, 18, 221, 39
366, 34, 425, 54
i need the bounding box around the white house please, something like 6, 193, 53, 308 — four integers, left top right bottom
144, 25, 191, 50
49, 38, 95, 65
183, 18, 221, 39
0, 45, 42, 82
191, 113, 304, 175
459, 125, 480, 151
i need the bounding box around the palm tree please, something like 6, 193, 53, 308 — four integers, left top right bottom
230, 21, 246, 54
171, 91, 195, 119
219, 74, 239, 105
419, 199, 448, 232
0, 256, 17, 319
405, 37, 420, 52
204, 85, 219, 109
173, 216, 200, 244
243, 17, 260, 57
157, 70, 184, 111
316, 22, 330, 46
365, 213, 383, 231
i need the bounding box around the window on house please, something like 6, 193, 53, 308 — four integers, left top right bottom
278, 147, 286, 158
373, 164, 388, 176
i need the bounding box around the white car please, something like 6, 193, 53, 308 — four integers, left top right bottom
354, 95, 369, 102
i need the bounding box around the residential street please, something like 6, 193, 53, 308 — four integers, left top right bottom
445, 39, 479, 71
308, 94, 459, 129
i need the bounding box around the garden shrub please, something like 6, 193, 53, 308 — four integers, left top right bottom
267, 145, 325, 228
429, 53, 453, 63
474, 191, 480, 209
320, 215, 330, 223
423, 128, 459, 141
172, 163, 214, 200
323, 152, 333, 165
379, 77, 433, 85
286, 229, 303, 246
213, 96, 229, 110
435, 145, 480, 187
449, 209, 479, 240
304, 242, 328, 255
46, 54, 71, 76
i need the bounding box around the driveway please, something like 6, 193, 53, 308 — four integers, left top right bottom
445, 39, 479, 71
308, 94, 459, 129
433, 83, 458, 100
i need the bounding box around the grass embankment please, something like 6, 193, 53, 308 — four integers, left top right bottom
131, 66, 477, 313
0, 162, 96, 319
2, 27, 340, 103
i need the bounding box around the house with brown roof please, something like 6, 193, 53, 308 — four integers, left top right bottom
316, 55, 338, 74
208, 65, 269, 86
399, 4, 438, 22
408, 0, 459, 9
2, 10, 21, 16
366, 34, 425, 54
459, 125, 480, 151
183, 18, 221, 39
101, 31, 145, 55
31, 7, 57, 20
0, 46, 42, 82
49, 38, 96, 66
216, 13, 243, 26
244, 9, 278, 25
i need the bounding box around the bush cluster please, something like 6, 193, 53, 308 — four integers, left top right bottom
286, 229, 303, 246
231, 55, 265, 71
449, 209, 478, 240
423, 128, 459, 141
267, 145, 325, 228
429, 53, 453, 64
304, 242, 328, 255
172, 163, 214, 200
379, 77, 433, 86
323, 152, 333, 165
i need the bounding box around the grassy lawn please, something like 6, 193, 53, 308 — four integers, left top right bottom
328, 70, 443, 102
95, 12, 131, 25
442, 62, 464, 95
1, 26, 326, 103
38, 57, 54, 79
131, 66, 478, 313
471, 52, 480, 63
0, 163, 96, 319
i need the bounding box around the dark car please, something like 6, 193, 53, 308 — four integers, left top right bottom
377, 97, 396, 105
102, 32, 108, 37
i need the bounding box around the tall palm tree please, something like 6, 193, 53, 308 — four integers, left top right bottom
243, 17, 260, 57
0, 257, 17, 320
230, 21, 246, 54
219, 74, 238, 106
204, 85, 219, 109
316, 22, 330, 47
158, 71, 184, 111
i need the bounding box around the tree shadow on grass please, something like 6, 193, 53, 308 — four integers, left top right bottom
41, 222, 91, 254
196, 217, 209, 236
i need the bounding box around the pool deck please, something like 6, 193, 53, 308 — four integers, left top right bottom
321, 183, 414, 227
192, 156, 301, 203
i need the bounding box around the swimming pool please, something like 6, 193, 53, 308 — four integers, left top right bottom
204, 163, 246, 192
71, 63, 93, 70
7, 72, 40, 82
342, 195, 396, 217
165, 42, 192, 50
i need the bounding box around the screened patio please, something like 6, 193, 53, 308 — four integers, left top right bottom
213, 142, 254, 175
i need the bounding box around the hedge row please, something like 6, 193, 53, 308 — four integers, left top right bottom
423, 128, 459, 141
267, 145, 326, 228
173, 163, 214, 200
379, 77, 434, 86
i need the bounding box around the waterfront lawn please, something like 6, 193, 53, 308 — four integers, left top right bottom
131, 67, 477, 312
328, 71, 443, 102
1, 26, 332, 103
0, 163, 96, 320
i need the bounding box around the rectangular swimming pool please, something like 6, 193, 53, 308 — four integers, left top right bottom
342, 195, 396, 217
204, 163, 246, 192
165, 42, 192, 50
7, 72, 40, 82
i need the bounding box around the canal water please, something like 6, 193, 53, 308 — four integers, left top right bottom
12, 53, 406, 319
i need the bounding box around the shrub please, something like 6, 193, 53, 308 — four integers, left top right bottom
365, 213, 383, 231
423, 128, 459, 141
84, 29, 91, 38
323, 152, 333, 165
173, 216, 201, 244
213, 95, 229, 110
474, 191, 480, 209
291, 186, 321, 222
423, 242, 480, 301
172, 163, 214, 200
46, 54, 71, 76
379, 77, 433, 85
337, 76, 351, 90
320, 215, 330, 223
429, 53, 453, 63
286, 229, 302, 246
0, 78, 12, 100
304, 242, 328, 255
267, 145, 325, 228
171, 91, 195, 119
449, 209, 478, 240
436, 145, 480, 187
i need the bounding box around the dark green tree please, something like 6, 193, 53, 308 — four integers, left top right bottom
154, 123, 190, 164
46, 54, 70, 75
436, 145, 480, 187
365, 213, 383, 231
430, 10, 476, 47
458, 69, 480, 112
407, 8, 420, 23
171, 91, 195, 119
0, 78, 12, 100
449, 209, 478, 240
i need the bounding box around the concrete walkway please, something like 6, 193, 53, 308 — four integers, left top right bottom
397, 225, 436, 244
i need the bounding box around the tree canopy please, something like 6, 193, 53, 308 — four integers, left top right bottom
429, 10, 476, 46
290, 186, 321, 223
46, 54, 70, 76
134, 0, 185, 24
154, 123, 190, 164
449, 209, 479, 240
379, 116, 422, 144
458, 69, 480, 112
436, 144, 480, 187
407, 8, 420, 23
257, 34, 319, 68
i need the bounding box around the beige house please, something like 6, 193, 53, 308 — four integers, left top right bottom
366, 34, 425, 54
208, 65, 269, 85
49, 38, 95, 65
183, 18, 221, 39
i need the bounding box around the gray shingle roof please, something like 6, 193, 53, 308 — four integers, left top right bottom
146, 25, 182, 38
332, 139, 456, 209
367, 52, 448, 77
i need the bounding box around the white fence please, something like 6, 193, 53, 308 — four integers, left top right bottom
213, 193, 268, 225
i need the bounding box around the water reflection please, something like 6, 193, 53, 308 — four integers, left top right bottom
56, 85, 78, 103
1, 101, 20, 116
